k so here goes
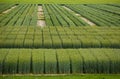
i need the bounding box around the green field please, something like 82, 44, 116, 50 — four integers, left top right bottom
0, 49, 120, 74
0, 4, 120, 26
0, 26, 120, 48
1, 74, 120, 79
0, 0, 120, 4
0, 2, 120, 79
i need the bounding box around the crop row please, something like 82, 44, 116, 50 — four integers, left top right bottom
0, 4, 37, 26
65, 4, 120, 26
85, 4, 120, 16
108, 4, 120, 8
0, 4, 15, 13
43, 4, 89, 26
0, 48, 120, 74
0, 4, 120, 27
0, 26, 120, 48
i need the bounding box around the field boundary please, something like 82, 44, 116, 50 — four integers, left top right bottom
0, 0, 120, 4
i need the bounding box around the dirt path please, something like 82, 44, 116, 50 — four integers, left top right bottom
2, 6, 17, 14
37, 6, 46, 27
63, 6, 96, 26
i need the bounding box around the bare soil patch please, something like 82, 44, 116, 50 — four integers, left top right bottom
37, 6, 46, 27
37, 20, 46, 27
